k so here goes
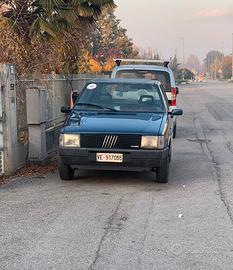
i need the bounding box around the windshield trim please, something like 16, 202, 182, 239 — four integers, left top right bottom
73, 108, 165, 114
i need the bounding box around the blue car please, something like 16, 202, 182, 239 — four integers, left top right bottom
59, 79, 183, 183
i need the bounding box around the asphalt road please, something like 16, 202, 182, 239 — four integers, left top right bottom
1, 81, 233, 270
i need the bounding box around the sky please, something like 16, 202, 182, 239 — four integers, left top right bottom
115, 0, 233, 63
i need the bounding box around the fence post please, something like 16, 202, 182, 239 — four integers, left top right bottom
26, 87, 48, 163
0, 64, 19, 175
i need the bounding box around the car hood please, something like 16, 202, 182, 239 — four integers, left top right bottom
63, 112, 165, 135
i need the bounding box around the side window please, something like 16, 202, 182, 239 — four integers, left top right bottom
115, 70, 171, 91
159, 84, 169, 109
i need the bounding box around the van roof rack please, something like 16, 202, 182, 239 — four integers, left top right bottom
114, 59, 170, 67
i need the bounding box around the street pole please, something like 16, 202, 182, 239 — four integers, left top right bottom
210, 50, 213, 79
180, 37, 185, 80
180, 37, 185, 66
183, 38, 185, 67
231, 33, 233, 80
221, 42, 224, 80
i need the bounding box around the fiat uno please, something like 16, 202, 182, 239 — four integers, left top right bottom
59, 78, 183, 183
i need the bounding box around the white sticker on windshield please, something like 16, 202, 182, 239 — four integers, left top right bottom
87, 83, 97, 90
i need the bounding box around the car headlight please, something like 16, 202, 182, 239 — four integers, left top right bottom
141, 136, 165, 149
59, 134, 80, 148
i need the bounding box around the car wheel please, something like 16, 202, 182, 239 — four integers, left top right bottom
156, 157, 169, 183
58, 159, 74, 181
173, 124, 177, 139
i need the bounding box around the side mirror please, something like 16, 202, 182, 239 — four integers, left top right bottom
61, 106, 72, 113
169, 109, 183, 116
176, 87, 179, 95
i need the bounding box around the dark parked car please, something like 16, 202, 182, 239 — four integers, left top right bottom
59, 78, 183, 183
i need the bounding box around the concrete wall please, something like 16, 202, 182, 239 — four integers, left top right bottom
0, 69, 110, 172
19, 73, 109, 163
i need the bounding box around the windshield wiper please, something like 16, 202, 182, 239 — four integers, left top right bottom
76, 103, 118, 112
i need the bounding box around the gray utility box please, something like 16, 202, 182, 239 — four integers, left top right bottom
26, 87, 47, 124
26, 87, 48, 163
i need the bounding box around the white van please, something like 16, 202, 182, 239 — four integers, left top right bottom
111, 59, 179, 138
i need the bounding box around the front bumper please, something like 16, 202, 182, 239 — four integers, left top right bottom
59, 147, 169, 172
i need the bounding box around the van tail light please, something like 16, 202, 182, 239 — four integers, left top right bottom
170, 87, 177, 107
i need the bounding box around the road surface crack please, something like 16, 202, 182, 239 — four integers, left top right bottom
88, 197, 123, 270
226, 142, 233, 155
204, 143, 233, 224
193, 117, 233, 225
137, 197, 154, 269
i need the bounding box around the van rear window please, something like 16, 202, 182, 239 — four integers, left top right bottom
116, 70, 171, 92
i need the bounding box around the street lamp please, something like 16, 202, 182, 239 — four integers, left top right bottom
179, 37, 185, 66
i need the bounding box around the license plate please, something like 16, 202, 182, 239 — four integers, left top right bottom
96, 153, 123, 163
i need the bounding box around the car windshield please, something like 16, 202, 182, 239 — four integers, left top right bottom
115, 70, 171, 92
75, 82, 166, 113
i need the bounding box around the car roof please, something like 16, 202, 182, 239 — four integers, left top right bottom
89, 78, 161, 85
113, 65, 172, 72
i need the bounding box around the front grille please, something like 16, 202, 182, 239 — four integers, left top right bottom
80, 134, 141, 149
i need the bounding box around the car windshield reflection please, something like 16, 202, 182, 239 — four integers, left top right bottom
75, 82, 166, 113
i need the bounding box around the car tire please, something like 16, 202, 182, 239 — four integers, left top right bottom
156, 157, 169, 183
58, 159, 74, 181
168, 144, 172, 163
173, 124, 177, 139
